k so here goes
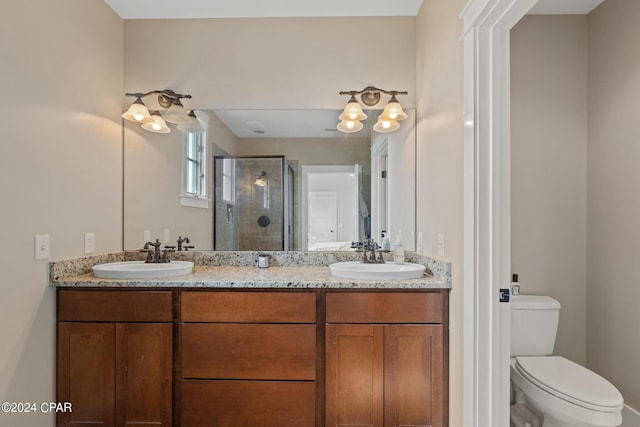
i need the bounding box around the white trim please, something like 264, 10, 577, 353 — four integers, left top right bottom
370, 135, 389, 243
461, 0, 539, 426
623, 405, 640, 427
180, 195, 209, 208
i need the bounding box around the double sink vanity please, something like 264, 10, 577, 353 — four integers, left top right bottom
51, 250, 451, 427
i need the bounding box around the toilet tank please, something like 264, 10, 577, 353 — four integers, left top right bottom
510, 295, 561, 356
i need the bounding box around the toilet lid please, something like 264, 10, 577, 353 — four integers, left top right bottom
515, 356, 623, 412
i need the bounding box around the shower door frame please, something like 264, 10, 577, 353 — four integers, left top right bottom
213, 155, 290, 251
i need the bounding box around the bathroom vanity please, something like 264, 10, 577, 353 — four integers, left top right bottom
51, 252, 451, 427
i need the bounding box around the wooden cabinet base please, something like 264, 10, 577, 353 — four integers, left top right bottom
180, 380, 316, 427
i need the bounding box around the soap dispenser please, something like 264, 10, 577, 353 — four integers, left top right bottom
393, 231, 405, 265
511, 273, 520, 296
381, 230, 391, 252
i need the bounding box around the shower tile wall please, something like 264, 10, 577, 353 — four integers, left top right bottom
215, 157, 286, 251
237, 159, 283, 250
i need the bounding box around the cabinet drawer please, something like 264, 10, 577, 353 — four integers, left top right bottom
181, 380, 315, 427
58, 290, 173, 322
326, 292, 443, 324
181, 291, 316, 323
182, 324, 316, 380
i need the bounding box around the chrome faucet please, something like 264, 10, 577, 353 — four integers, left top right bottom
140, 239, 174, 263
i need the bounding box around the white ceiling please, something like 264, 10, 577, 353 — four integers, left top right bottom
103, 0, 424, 19
528, 0, 605, 15
105, 0, 606, 19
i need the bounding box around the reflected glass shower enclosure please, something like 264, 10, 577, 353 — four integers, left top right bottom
214, 156, 293, 250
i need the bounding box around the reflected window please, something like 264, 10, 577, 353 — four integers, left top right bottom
222, 158, 235, 203
181, 113, 208, 208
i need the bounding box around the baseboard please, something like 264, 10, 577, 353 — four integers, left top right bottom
623, 404, 640, 427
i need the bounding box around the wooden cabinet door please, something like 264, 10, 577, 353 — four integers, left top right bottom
116, 323, 173, 427
325, 324, 384, 427
384, 325, 444, 427
57, 322, 115, 427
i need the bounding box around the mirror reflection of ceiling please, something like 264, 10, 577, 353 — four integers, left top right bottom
103, 0, 424, 19
213, 109, 378, 139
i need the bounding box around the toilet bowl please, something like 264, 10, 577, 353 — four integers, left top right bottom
510, 295, 624, 427
511, 356, 623, 427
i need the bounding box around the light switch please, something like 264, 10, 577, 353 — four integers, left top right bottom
84, 233, 95, 254
35, 235, 50, 260
437, 233, 445, 257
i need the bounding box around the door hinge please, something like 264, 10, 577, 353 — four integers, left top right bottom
499, 288, 510, 303
381, 170, 387, 179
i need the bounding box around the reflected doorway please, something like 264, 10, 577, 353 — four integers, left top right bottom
302, 165, 367, 251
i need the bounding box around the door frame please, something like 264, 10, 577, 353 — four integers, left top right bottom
301, 165, 360, 250
461, 0, 539, 425
371, 135, 389, 243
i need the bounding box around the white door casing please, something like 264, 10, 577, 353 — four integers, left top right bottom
461, 0, 539, 426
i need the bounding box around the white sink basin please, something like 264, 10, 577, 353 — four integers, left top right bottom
92, 261, 194, 279
329, 261, 426, 280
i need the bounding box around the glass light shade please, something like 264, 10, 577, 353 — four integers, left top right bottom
339, 96, 367, 121
380, 96, 408, 121
177, 111, 204, 133
373, 116, 400, 133
142, 113, 171, 133
122, 98, 151, 123
337, 119, 364, 133
162, 99, 191, 124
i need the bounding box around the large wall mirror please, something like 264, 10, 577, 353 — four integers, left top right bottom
124, 109, 416, 252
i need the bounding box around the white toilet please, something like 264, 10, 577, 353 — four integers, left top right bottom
510, 295, 624, 427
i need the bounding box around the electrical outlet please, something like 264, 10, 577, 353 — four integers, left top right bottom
437, 233, 445, 257
164, 229, 170, 243
35, 235, 50, 260
84, 233, 95, 254
144, 230, 150, 242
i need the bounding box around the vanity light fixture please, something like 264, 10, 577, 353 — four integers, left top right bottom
177, 110, 205, 133
141, 111, 171, 134
122, 90, 194, 133
337, 86, 408, 134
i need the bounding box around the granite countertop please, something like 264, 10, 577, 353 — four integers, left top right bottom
52, 265, 447, 289
49, 251, 451, 290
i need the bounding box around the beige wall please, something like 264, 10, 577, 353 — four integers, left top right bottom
587, 0, 640, 410
0, 1, 123, 426
123, 17, 416, 110
415, 1, 466, 425
510, 15, 589, 365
